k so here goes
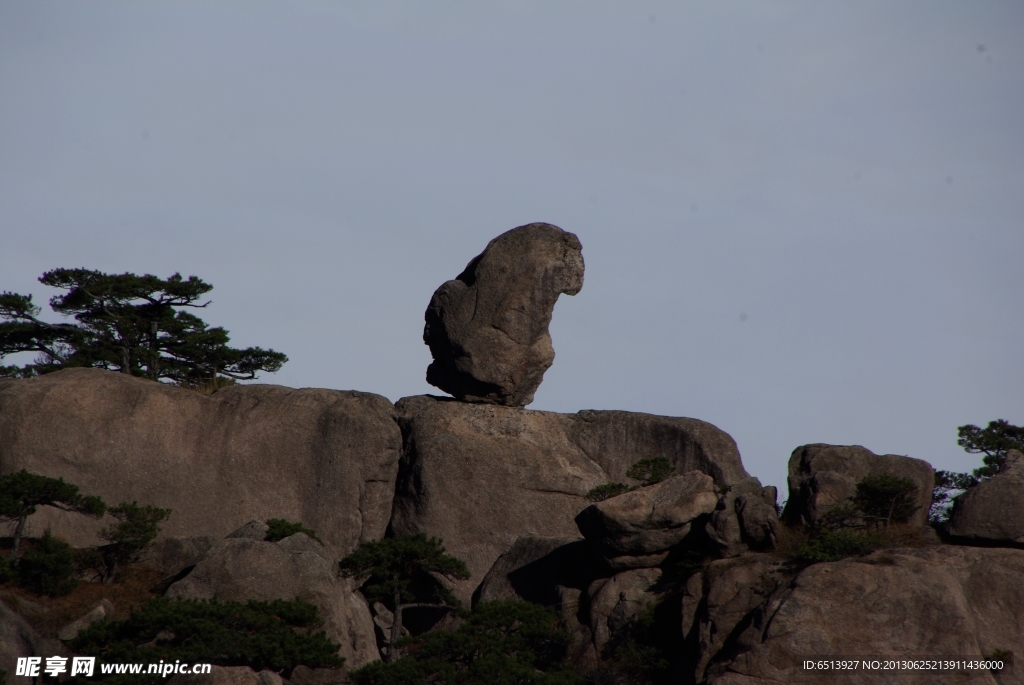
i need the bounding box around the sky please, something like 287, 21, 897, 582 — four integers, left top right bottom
2, 1, 1022, 495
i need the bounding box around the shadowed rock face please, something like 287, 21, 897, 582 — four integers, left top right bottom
423, 222, 584, 406
781, 444, 935, 529
167, 534, 379, 669
389, 395, 750, 603
947, 449, 1024, 545
575, 471, 720, 558
0, 368, 402, 557
699, 546, 1024, 685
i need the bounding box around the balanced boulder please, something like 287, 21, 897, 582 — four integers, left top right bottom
423, 222, 584, 406
947, 449, 1024, 545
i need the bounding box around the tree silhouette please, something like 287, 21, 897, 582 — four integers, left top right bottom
339, 534, 469, 662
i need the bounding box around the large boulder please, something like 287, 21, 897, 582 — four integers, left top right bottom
706, 479, 782, 557
166, 534, 379, 669
1, 600, 69, 685
423, 222, 584, 406
575, 471, 720, 559
473, 536, 600, 606
781, 444, 934, 529
701, 546, 1024, 685
390, 395, 750, 602
0, 368, 402, 556
947, 449, 1024, 545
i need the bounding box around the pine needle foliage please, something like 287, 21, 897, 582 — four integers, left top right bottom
349, 601, 581, 685
265, 518, 321, 544
0, 270, 286, 384
0, 470, 106, 557
17, 530, 78, 596
69, 597, 344, 684
340, 534, 469, 662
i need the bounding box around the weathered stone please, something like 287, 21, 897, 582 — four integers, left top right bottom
947, 449, 1024, 545
583, 568, 662, 662
0, 368, 402, 557
227, 520, 270, 541
693, 554, 789, 682
1, 600, 69, 685
575, 472, 720, 557
166, 537, 378, 669
704, 546, 1024, 685
423, 222, 584, 406
707, 479, 781, 557
474, 536, 602, 606
139, 536, 217, 576
288, 665, 348, 685
167, 666, 284, 685
390, 395, 750, 602
781, 444, 934, 529
58, 599, 115, 641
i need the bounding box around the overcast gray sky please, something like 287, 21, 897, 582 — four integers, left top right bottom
2, 1, 1022, 495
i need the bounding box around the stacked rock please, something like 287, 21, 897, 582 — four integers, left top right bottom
423, 222, 584, 407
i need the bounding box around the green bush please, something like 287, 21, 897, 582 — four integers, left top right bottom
349, 600, 581, 685
70, 597, 343, 684
0, 556, 14, 584
585, 458, 677, 503
584, 483, 631, 502
18, 530, 77, 596
265, 518, 321, 544
796, 529, 887, 563
852, 474, 919, 529
626, 457, 675, 485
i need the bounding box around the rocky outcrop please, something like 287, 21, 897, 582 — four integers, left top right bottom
57, 599, 115, 641
583, 568, 662, 663
166, 533, 379, 669
167, 666, 285, 685
1, 600, 70, 685
390, 395, 751, 602
947, 449, 1024, 546
699, 546, 1024, 685
575, 472, 720, 561
0, 368, 402, 556
706, 478, 781, 557
474, 536, 600, 606
423, 223, 584, 406
782, 444, 934, 529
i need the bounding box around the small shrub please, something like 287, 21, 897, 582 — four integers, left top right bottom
853, 474, 919, 529
795, 529, 887, 564
0, 556, 14, 584
626, 457, 675, 485
265, 518, 322, 544
585, 483, 631, 502
18, 530, 77, 596
349, 600, 581, 685
96, 501, 172, 583
70, 597, 344, 684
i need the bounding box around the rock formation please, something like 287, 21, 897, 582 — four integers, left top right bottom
0, 368, 402, 556
2, 227, 1021, 683
575, 471, 720, 562
423, 222, 584, 406
947, 449, 1024, 545
389, 394, 752, 602
698, 546, 1024, 685
782, 443, 935, 529
166, 531, 379, 668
